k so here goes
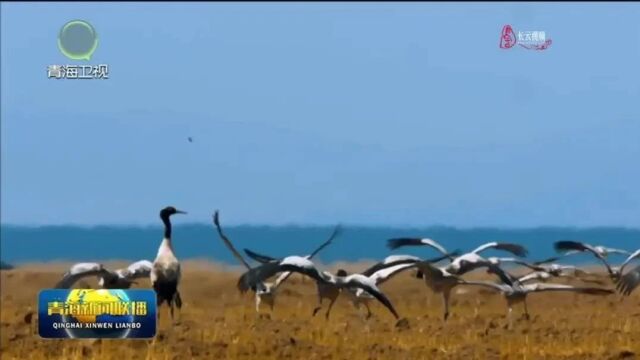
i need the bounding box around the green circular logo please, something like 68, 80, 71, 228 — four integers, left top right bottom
57, 20, 98, 61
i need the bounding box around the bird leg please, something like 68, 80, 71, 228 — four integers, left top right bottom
173, 293, 182, 324
507, 303, 513, 330
259, 295, 274, 319
255, 294, 272, 320
523, 298, 530, 321
312, 294, 324, 317
325, 296, 338, 320
255, 294, 261, 314
364, 302, 373, 320
442, 290, 451, 322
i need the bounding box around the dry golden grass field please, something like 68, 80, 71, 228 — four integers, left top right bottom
1, 261, 639, 360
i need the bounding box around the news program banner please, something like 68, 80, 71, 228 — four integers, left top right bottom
38, 289, 157, 339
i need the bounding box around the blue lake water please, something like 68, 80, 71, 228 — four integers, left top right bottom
1, 225, 638, 266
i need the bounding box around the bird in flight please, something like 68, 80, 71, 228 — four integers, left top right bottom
214, 210, 340, 314
554, 240, 634, 281
54, 260, 153, 289
237, 255, 406, 325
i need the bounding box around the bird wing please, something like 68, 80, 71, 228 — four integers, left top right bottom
562, 250, 581, 256
445, 253, 490, 275
237, 256, 324, 293
616, 264, 640, 296
483, 263, 518, 286
253, 225, 342, 290
458, 280, 510, 293
55, 263, 107, 289
359, 255, 421, 277
571, 267, 593, 277
243, 248, 278, 264
603, 247, 631, 256
120, 260, 153, 280
362, 252, 457, 279
343, 274, 400, 319
213, 211, 252, 269
307, 225, 341, 259
556, 264, 577, 271
386, 238, 451, 258
272, 271, 295, 289
523, 282, 614, 295
414, 261, 450, 283
368, 263, 417, 286
382, 254, 422, 263
555, 265, 592, 279
533, 256, 561, 265
471, 242, 528, 257
554, 241, 614, 276
619, 249, 640, 274
518, 271, 549, 283
491, 257, 544, 271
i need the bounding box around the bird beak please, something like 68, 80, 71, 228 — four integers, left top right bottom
176, 210, 187, 215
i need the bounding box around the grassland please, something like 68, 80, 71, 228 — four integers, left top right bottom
1, 261, 638, 359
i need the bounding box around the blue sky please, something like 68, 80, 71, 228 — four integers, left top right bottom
1, 3, 639, 227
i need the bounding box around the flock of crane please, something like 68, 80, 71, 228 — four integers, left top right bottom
55, 206, 640, 328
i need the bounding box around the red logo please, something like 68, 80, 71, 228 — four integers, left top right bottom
499, 25, 516, 49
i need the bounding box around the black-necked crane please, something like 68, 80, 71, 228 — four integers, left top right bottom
388, 238, 529, 320
151, 206, 186, 324
554, 241, 634, 281
616, 249, 640, 296
387, 238, 529, 275
236, 255, 408, 327
555, 241, 631, 258
342, 253, 459, 320
519, 260, 606, 284
341, 260, 419, 320
411, 260, 502, 321
213, 210, 339, 314
243, 248, 343, 319
244, 251, 453, 320
462, 266, 614, 328
55, 260, 153, 289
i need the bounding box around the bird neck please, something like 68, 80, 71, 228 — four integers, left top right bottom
161, 214, 172, 239
158, 215, 175, 257
158, 237, 174, 258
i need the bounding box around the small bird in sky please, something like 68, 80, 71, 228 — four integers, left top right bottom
188, 137, 193, 143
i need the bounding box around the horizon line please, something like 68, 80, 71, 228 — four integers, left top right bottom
2, 222, 640, 231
